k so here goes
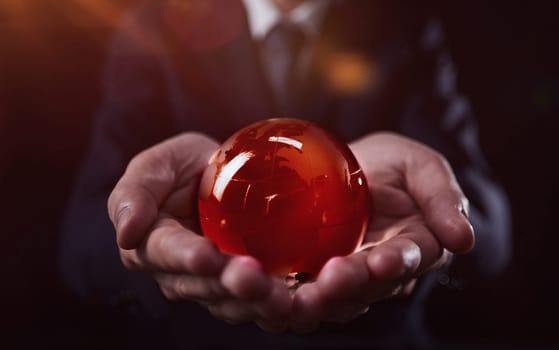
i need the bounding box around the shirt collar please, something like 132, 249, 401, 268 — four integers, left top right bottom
242, 0, 331, 42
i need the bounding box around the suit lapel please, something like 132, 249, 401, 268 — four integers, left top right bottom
299, 0, 375, 130
302, 0, 407, 140
160, 0, 276, 138
158, 0, 396, 142
196, 26, 277, 127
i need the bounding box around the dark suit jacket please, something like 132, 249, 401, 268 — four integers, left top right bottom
59, 1, 511, 349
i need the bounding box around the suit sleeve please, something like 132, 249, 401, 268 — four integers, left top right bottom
399, 20, 512, 280
57, 19, 175, 318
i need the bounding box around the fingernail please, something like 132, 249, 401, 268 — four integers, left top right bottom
459, 197, 470, 219
116, 206, 131, 231
400, 244, 421, 277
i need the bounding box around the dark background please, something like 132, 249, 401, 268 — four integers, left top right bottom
0, 1, 557, 348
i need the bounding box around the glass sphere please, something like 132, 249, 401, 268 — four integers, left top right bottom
198, 118, 370, 276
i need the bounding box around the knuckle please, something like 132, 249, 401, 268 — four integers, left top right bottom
183, 239, 217, 274
153, 232, 174, 266
183, 239, 204, 264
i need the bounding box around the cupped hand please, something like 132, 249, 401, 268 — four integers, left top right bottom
288, 132, 475, 332
107, 133, 292, 332
107, 131, 474, 334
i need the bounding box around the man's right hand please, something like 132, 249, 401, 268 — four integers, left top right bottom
107, 132, 292, 332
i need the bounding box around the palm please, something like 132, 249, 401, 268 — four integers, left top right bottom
363, 169, 425, 249
158, 168, 205, 230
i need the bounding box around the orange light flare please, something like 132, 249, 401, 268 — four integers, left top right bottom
0, 0, 129, 55
320, 51, 377, 96
52, 0, 128, 28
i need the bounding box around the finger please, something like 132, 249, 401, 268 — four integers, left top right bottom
207, 301, 253, 325
253, 277, 293, 321
155, 273, 229, 303
120, 216, 226, 275
108, 133, 218, 250
293, 255, 372, 326
221, 256, 273, 301
255, 279, 293, 332
316, 254, 394, 323
158, 277, 226, 304
367, 221, 440, 280
405, 146, 475, 254
305, 252, 394, 324
366, 234, 422, 280
207, 278, 292, 328
290, 283, 323, 333
108, 146, 178, 250
314, 253, 370, 301
350, 133, 474, 254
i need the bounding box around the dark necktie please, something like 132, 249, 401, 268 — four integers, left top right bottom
259, 21, 306, 117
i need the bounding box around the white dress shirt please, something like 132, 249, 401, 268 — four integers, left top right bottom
242, 0, 331, 43
242, 0, 331, 113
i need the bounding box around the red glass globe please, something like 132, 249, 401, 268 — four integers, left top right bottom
198, 118, 370, 276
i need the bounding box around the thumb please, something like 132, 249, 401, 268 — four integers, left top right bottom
108, 132, 218, 249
